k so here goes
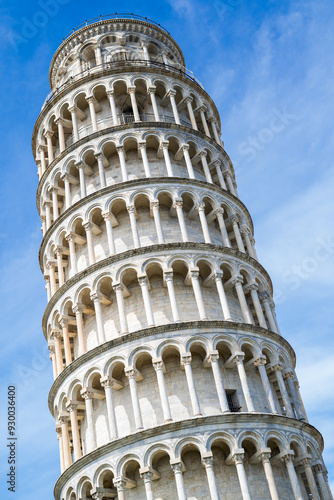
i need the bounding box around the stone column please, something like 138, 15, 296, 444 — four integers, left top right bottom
113, 283, 128, 334
208, 117, 221, 144
240, 225, 256, 259
45, 201, 52, 229
199, 106, 211, 136
259, 292, 278, 333
76, 162, 87, 198
91, 292, 106, 344
229, 215, 246, 253
52, 331, 63, 375
38, 145, 47, 174
259, 452, 280, 500
225, 171, 237, 196
56, 248, 65, 287
214, 272, 232, 321
151, 201, 165, 244
202, 454, 220, 500
142, 42, 149, 61
117, 146, 128, 182
114, 477, 127, 500
49, 345, 57, 379
161, 141, 174, 177
245, 284, 267, 328
233, 353, 255, 412
148, 86, 160, 121
182, 144, 195, 179
232, 451, 252, 500
233, 277, 254, 324
181, 354, 201, 416
190, 269, 208, 320
45, 275, 51, 301
138, 276, 155, 327
214, 208, 231, 247
164, 271, 181, 322
51, 187, 59, 220
94, 44, 102, 65
254, 357, 278, 414
102, 212, 116, 255
69, 106, 79, 142
140, 470, 155, 500
282, 454, 303, 500
214, 160, 227, 189
60, 317, 72, 366
301, 458, 320, 500
174, 199, 189, 242
59, 415, 72, 469
128, 86, 141, 121
185, 97, 198, 130
294, 380, 308, 423
87, 96, 98, 132
66, 402, 82, 461
139, 142, 151, 177
83, 222, 96, 265
95, 153, 107, 188
61, 173, 72, 209
100, 376, 118, 440
81, 388, 97, 452
153, 358, 172, 422
197, 202, 212, 243
125, 368, 144, 430
56, 117, 66, 152
107, 90, 120, 125
47, 262, 57, 296
41, 215, 46, 235
73, 303, 87, 356
207, 352, 230, 413
170, 461, 187, 500
56, 428, 65, 473
45, 130, 54, 163
199, 151, 213, 183
271, 364, 294, 417
127, 205, 140, 247
283, 372, 305, 420
168, 90, 181, 124
313, 464, 331, 500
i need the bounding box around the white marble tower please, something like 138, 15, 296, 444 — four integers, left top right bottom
32, 14, 332, 500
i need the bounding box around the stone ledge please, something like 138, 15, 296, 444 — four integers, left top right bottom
53, 412, 324, 500
47, 319, 295, 414
41, 242, 272, 334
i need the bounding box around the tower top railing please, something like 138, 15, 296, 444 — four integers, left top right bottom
42, 59, 203, 111
62, 13, 170, 42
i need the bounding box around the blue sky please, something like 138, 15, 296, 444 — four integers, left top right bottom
0, 0, 333, 498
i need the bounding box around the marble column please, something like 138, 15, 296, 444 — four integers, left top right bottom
233, 353, 255, 412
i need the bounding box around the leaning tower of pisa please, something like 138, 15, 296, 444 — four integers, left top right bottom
32, 14, 332, 500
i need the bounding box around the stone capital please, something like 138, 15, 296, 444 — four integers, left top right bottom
90, 291, 102, 303
254, 355, 267, 367
80, 387, 94, 400
167, 89, 176, 97
127, 204, 136, 215
271, 363, 283, 373
102, 211, 113, 222
127, 86, 136, 94
73, 302, 85, 314
233, 352, 245, 364
150, 200, 159, 210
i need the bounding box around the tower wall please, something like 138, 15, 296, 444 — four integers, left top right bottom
32, 15, 332, 500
